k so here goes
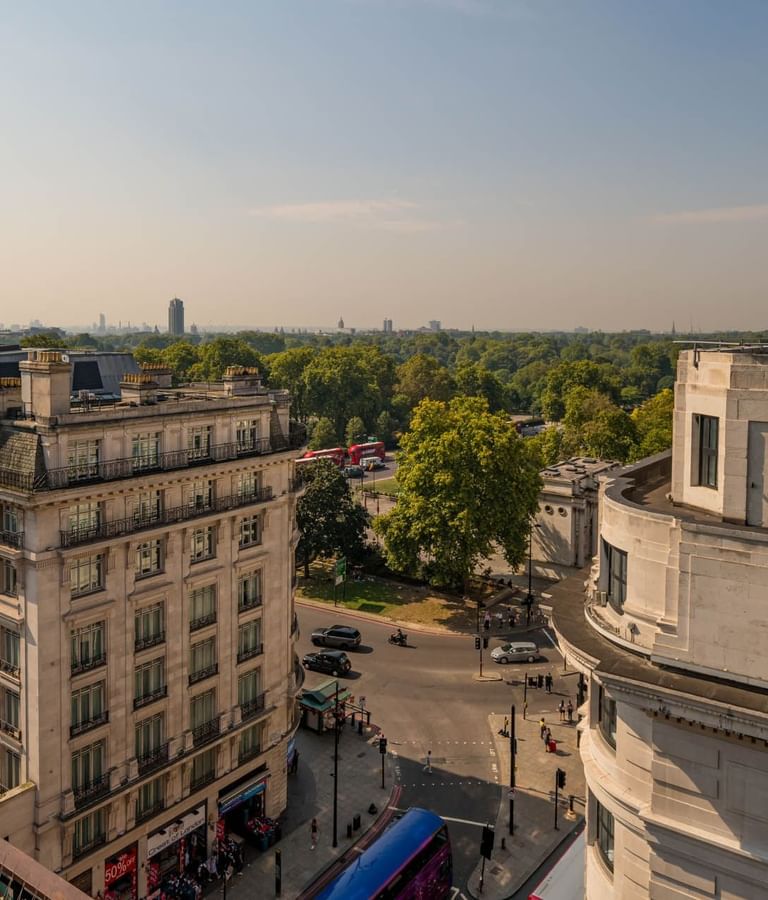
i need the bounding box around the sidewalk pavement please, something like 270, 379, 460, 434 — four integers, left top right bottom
467, 706, 586, 899
227, 724, 397, 899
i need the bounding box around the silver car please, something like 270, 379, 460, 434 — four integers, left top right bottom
491, 641, 539, 664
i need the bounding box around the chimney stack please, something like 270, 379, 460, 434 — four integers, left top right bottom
19, 350, 72, 420
120, 373, 158, 406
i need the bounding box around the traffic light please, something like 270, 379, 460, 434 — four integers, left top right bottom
379, 736, 388, 755
483, 636, 489, 649
474, 636, 481, 650
480, 824, 494, 860
556, 768, 566, 789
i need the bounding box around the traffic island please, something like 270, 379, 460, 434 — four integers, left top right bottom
472, 672, 503, 682
466, 711, 586, 899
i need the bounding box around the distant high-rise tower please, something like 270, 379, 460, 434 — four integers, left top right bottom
383, 318, 393, 333
98, 313, 106, 333
428, 320, 442, 332
337, 316, 345, 330
168, 297, 185, 336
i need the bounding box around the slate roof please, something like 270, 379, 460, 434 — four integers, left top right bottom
0, 428, 45, 492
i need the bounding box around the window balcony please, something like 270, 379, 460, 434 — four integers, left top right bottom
190, 612, 216, 633
237, 643, 263, 665
189, 664, 218, 686
0, 718, 21, 741
133, 686, 167, 711
238, 744, 262, 765
240, 694, 266, 722
0, 585, 18, 599
70, 711, 109, 738
192, 718, 221, 747
137, 742, 170, 775
72, 831, 106, 860
73, 774, 111, 809
0, 659, 20, 680
190, 768, 215, 792
136, 798, 165, 824
238, 594, 262, 614
135, 632, 165, 653
60, 487, 275, 549
0, 531, 23, 550
71, 653, 107, 676
44, 426, 306, 493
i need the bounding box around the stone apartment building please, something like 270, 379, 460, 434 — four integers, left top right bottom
0, 352, 305, 897
551, 347, 768, 898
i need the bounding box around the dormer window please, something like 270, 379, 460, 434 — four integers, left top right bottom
694, 414, 718, 488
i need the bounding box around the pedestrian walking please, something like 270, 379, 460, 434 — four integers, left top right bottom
544, 727, 552, 750
567, 700, 574, 723
495, 610, 504, 629
508, 609, 516, 628
499, 716, 509, 736
539, 717, 547, 740
424, 749, 432, 773
310, 818, 318, 850
484, 612, 491, 631
545, 672, 553, 693
558, 700, 565, 721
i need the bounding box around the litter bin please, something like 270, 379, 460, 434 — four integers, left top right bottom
537, 674, 544, 689
527, 676, 536, 687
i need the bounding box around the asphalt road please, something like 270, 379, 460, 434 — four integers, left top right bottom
297, 603, 564, 896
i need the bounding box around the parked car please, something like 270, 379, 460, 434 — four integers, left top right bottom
311, 625, 362, 650
490, 641, 539, 664
302, 650, 352, 676
343, 465, 364, 478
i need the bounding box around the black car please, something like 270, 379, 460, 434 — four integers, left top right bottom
302, 650, 352, 677
311, 625, 362, 650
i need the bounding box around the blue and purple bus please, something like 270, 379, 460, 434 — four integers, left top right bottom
312, 808, 452, 900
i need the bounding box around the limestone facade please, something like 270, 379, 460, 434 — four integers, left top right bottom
0, 354, 304, 896
551, 349, 768, 899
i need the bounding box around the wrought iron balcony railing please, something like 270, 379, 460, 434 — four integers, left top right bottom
0, 718, 21, 741
236, 643, 263, 664
61, 488, 274, 549
135, 632, 166, 653
240, 693, 266, 722
190, 612, 216, 633
0, 659, 20, 680
0, 530, 23, 550
71, 652, 107, 676
73, 773, 110, 809
192, 717, 221, 747
70, 710, 109, 738
133, 685, 167, 710
137, 742, 170, 775
189, 663, 218, 685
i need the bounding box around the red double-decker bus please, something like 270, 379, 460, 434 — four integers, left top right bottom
348, 441, 385, 465
302, 447, 346, 467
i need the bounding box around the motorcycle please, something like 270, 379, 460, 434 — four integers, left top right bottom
388, 632, 408, 647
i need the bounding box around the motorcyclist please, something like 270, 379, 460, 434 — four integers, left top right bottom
396, 628, 405, 644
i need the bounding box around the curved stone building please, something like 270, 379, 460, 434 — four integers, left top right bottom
552, 347, 768, 898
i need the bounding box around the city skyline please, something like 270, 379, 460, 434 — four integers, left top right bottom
1, 2, 767, 331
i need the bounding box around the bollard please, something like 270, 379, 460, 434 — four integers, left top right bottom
565, 795, 577, 821
500, 837, 506, 851
358, 718, 363, 735
347, 822, 353, 839
353, 814, 361, 831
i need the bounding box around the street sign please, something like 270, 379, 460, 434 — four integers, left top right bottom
335, 557, 347, 586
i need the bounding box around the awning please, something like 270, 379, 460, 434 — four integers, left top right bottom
218, 775, 269, 816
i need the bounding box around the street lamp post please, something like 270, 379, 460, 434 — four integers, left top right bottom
332, 681, 340, 847
524, 523, 541, 626
509, 704, 516, 835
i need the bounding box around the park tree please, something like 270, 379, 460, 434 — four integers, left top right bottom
394, 353, 455, 409
188, 338, 266, 382
345, 416, 367, 447
309, 417, 339, 450
162, 341, 201, 382
303, 346, 393, 438
268, 347, 316, 421
375, 397, 541, 589
20, 332, 65, 348
540, 360, 621, 421
296, 460, 370, 576
630, 388, 674, 460
454, 363, 506, 412
561, 388, 637, 462
375, 410, 397, 449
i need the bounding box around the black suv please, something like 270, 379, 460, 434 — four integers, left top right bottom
310, 625, 362, 650
302, 650, 352, 677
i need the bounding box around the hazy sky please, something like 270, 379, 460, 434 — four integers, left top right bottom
1, 1, 767, 332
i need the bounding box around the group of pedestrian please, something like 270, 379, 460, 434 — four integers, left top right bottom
483, 608, 520, 631
558, 699, 574, 723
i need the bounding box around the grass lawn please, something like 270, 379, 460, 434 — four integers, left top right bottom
371, 476, 399, 496
296, 560, 477, 630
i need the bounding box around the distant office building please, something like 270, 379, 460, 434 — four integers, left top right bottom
428, 320, 441, 332
168, 298, 185, 336
383, 318, 393, 333
98, 314, 106, 334
337, 317, 345, 330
